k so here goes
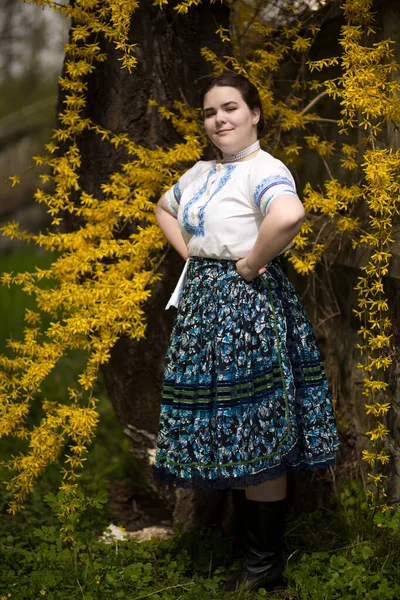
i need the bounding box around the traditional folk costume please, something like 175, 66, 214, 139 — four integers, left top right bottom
154, 148, 341, 590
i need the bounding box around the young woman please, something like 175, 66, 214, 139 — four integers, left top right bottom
154, 72, 340, 591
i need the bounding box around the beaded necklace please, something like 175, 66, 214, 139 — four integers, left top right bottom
221, 140, 260, 164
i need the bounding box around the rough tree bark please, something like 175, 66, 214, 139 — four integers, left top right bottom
58, 0, 232, 531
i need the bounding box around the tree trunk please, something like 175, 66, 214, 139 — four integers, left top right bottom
60, 0, 232, 530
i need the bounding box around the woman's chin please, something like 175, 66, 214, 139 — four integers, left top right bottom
213, 140, 237, 154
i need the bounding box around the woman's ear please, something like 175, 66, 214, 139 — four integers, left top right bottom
252, 107, 260, 126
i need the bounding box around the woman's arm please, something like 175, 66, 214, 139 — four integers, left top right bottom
236, 193, 305, 281
156, 195, 188, 261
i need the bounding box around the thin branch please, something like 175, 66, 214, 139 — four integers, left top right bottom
143, 246, 171, 290
238, 0, 267, 41
300, 90, 329, 115
323, 252, 341, 316
318, 310, 341, 327
76, 579, 85, 599
312, 218, 333, 250
177, 88, 205, 138
312, 266, 317, 323
329, 465, 337, 495
134, 583, 195, 600
320, 154, 334, 179
305, 117, 339, 124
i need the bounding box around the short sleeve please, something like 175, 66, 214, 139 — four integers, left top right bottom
249, 160, 297, 217
164, 161, 207, 217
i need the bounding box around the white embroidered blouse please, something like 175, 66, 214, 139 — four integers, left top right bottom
164, 149, 298, 308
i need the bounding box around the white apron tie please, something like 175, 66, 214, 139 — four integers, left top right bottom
165, 259, 190, 310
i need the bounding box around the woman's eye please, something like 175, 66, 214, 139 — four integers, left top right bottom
227, 107, 236, 112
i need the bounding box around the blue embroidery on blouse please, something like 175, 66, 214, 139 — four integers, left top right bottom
254, 176, 295, 211
174, 180, 182, 204
182, 165, 237, 237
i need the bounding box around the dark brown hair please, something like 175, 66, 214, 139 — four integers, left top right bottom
202, 72, 266, 138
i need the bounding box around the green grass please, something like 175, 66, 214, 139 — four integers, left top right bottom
0, 247, 54, 349
1, 483, 399, 600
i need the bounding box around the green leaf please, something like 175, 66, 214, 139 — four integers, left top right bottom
311, 552, 330, 559
105, 573, 117, 585
361, 545, 374, 560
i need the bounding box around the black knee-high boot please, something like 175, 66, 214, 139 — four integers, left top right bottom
231, 489, 247, 543
225, 497, 287, 592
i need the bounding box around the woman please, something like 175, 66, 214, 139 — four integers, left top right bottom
154, 72, 340, 591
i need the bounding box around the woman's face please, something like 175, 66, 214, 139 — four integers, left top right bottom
203, 85, 260, 154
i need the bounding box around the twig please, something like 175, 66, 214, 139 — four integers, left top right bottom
286, 549, 300, 564
300, 90, 328, 115
305, 117, 339, 124
317, 310, 341, 327
133, 583, 195, 599
320, 154, 334, 179
238, 0, 266, 41
177, 88, 207, 139
359, 459, 367, 494
76, 578, 85, 599
312, 217, 331, 249
329, 465, 337, 495
143, 246, 171, 290
368, 125, 376, 151
323, 252, 341, 316
312, 265, 317, 323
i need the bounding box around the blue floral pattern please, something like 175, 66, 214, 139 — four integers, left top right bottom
174, 180, 182, 203
154, 258, 341, 489
254, 175, 296, 215
182, 165, 236, 237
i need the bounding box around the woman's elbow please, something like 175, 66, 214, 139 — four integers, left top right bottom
156, 194, 165, 211
279, 206, 305, 231
155, 201, 162, 221
293, 205, 306, 226
269, 195, 305, 228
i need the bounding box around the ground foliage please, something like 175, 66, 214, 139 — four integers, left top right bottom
0, 251, 399, 598
1, 447, 399, 599
0, 0, 399, 532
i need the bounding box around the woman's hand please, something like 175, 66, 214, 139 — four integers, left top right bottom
236, 257, 267, 282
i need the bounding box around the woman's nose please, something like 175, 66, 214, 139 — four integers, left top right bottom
215, 112, 227, 125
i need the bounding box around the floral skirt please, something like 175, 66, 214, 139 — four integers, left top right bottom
154, 257, 340, 489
